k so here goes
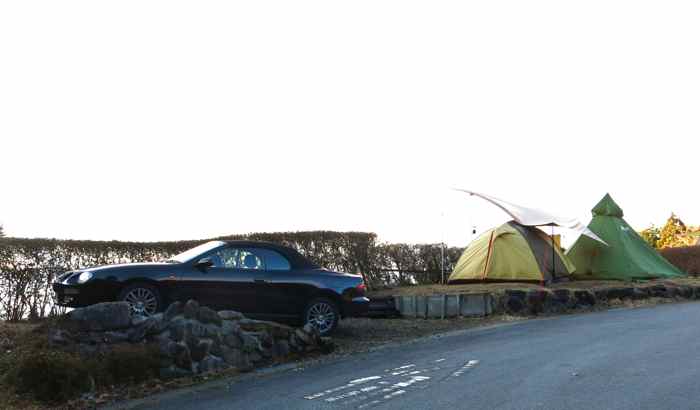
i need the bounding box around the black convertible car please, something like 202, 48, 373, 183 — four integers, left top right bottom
53, 240, 369, 335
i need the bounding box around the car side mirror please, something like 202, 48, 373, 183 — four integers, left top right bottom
195, 257, 214, 270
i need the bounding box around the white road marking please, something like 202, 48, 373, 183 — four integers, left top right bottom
350, 376, 382, 384
452, 359, 480, 377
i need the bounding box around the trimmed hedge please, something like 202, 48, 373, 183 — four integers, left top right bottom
660, 246, 700, 275
0, 232, 463, 321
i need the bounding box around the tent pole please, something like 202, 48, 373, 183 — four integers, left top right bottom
551, 225, 556, 280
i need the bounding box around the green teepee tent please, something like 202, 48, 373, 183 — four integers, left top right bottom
567, 194, 685, 280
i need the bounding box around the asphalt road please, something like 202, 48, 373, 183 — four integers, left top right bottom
113, 302, 700, 410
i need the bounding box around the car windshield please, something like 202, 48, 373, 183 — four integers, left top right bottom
166, 241, 226, 263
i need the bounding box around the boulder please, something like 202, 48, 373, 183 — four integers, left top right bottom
678, 286, 693, 299
545, 289, 571, 313
649, 284, 668, 298
503, 290, 527, 314
198, 306, 222, 326
183, 300, 200, 320
221, 320, 241, 337
592, 288, 610, 301
573, 290, 596, 306
128, 316, 159, 343
220, 345, 253, 372
273, 340, 290, 358
240, 332, 262, 353
631, 287, 650, 300
526, 290, 547, 315
163, 301, 183, 322
606, 287, 635, 300
191, 339, 213, 362
199, 355, 226, 373
173, 342, 192, 371
218, 310, 245, 321
68, 302, 131, 331
224, 333, 243, 349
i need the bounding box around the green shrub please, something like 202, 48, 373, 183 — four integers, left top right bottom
7, 350, 91, 403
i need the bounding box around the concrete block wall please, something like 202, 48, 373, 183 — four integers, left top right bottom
394, 293, 493, 319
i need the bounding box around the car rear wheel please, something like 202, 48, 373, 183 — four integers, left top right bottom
303, 297, 339, 336
118, 283, 162, 316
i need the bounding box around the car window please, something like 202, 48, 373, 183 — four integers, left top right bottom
237, 249, 264, 270
209, 247, 240, 268
257, 249, 291, 271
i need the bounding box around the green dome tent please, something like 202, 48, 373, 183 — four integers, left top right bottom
567, 194, 685, 280
448, 221, 575, 284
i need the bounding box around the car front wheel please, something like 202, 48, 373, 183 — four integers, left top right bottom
304, 297, 340, 336
118, 283, 162, 316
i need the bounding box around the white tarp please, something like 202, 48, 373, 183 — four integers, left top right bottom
454, 189, 607, 245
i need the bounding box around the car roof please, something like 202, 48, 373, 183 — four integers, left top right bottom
221, 240, 320, 269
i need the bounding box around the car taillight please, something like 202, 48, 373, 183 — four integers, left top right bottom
356, 283, 367, 296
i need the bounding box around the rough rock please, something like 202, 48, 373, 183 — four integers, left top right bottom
573, 290, 596, 306
199, 355, 225, 373
678, 286, 693, 299
220, 345, 253, 372
173, 342, 192, 371
503, 290, 527, 314
183, 299, 200, 320
68, 302, 132, 331
198, 306, 222, 326
526, 290, 547, 315
545, 289, 571, 313
218, 310, 245, 321
649, 284, 668, 298
631, 287, 649, 300
221, 320, 241, 337
163, 301, 183, 321
273, 340, 290, 358
240, 332, 262, 353
606, 287, 635, 300
191, 338, 213, 362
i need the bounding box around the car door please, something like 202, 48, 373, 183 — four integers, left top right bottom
253, 248, 313, 319
185, 246, 260, 312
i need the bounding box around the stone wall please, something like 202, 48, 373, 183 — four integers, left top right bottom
393, 283, 700, 318
49, 300, 329, 380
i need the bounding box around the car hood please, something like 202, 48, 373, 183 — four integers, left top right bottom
84, 262, 175, 273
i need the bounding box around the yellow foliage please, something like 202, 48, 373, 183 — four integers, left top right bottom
657, 214, 700, 249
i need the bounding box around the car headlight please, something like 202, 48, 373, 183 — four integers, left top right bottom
77, 271, 93, 283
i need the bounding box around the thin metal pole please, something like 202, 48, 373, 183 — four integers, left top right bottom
551, 225, 556, 280
440, 211, 445, 285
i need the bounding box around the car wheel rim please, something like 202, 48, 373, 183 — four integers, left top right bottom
307, 302, 335, 334
124, 288, 157, 316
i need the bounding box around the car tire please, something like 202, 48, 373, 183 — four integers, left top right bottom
303, 297, 340, 336
118, 283, 162, 316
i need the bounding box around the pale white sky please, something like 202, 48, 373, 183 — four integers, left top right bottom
1, 1, 698, 247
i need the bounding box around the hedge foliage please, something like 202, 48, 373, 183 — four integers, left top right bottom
0, 231, 463, 321
660, 246, 700, 275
